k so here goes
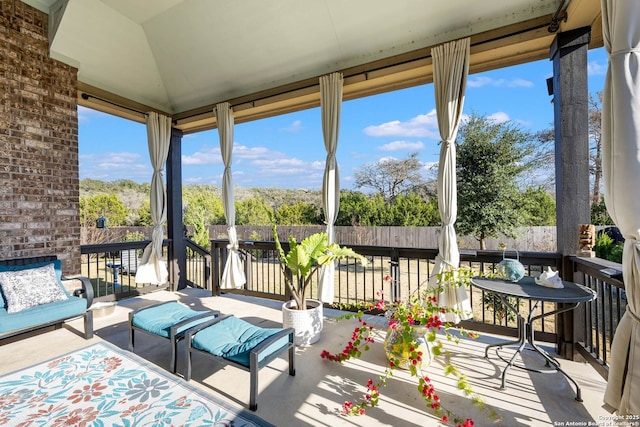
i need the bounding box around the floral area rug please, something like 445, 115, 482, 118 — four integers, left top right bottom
0, 341, 274, 427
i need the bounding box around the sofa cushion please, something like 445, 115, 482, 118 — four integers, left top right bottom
0, 296, 87, 335
0, 260, 68, 309
0, 264, 68, 313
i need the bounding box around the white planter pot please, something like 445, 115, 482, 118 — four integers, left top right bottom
282, 299, 323, 347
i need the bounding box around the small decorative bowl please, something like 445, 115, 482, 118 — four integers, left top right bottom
498, 258, 525, 282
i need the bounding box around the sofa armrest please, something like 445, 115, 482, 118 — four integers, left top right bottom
62, 276, 94, 308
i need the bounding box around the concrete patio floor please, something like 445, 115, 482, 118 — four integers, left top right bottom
1, 287, 610, 426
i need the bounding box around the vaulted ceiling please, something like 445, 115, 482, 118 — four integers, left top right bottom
23, 0, 602, 133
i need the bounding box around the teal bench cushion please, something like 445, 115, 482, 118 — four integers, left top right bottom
0, 296, 86, 334
191, 316, 289, 367
132, 302, 217, 338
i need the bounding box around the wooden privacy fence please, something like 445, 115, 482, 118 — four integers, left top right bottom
81, 225, 557, 251
208, 225, 558, 252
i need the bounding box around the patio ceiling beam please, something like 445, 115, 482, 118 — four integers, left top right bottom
170, 14, 564, 133
78, 10, 603, 134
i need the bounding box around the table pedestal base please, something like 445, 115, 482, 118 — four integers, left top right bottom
484, 300, 584, 402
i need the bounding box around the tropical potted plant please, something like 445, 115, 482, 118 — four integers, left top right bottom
273, 225, 367, 346
321, 268, 493, 426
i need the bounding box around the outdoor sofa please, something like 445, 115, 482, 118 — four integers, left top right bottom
0, 255, 94, 341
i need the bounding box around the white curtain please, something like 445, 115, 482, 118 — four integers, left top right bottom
601, 0, 640, 416
427, 38, 472, 323
318, 73, 344, 303
215, 102, 246, 289
135, 112, 171, 285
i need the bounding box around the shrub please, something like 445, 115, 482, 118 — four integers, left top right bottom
594, 232, 624, 263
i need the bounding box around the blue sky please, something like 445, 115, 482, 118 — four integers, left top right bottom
79, 47, 608, 190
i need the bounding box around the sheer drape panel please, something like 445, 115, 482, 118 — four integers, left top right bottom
136, 112, 171, 285
318, 72, 343, 304
216, 102, 246, 289
601, 0, 640, 415
427, 38, 472, 323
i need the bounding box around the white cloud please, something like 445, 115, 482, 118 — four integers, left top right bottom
509, 78, 534, 88
79, 152, 149, 180
378, 140, 425, 151
459, 111, 511, 125
467, 76, 492, 88
182, 145, 222, 165
378, 156, 397, 163
184, 176, 208, 184
182, 143, 274, 165
233, 145, 273, 159
363, 110, 439, 138
281, 120, 303, 132
588, 60, 607, 76
467, 76, 534, 88
80, 152, 143, 165
181, 141, 327, 186
422, 161, 438, 170
77, 105, 104, 122
488, 112, 510, 123
252, 158, 306, 168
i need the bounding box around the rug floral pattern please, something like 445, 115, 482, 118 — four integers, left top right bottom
0, 342, 272, 427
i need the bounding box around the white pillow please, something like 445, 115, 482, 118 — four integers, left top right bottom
0, 263, 68, 313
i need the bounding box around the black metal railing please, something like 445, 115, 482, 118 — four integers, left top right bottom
211, 239, 563, 342
81, 236, 626, 381
80, 240, 171, 301
571, 256, 626, 379
185, 238, 212, 290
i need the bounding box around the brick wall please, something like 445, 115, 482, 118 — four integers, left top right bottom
0, 1, 81, 274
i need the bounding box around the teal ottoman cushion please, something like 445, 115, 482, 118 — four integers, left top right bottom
191, 316, 289, 367
132, 302, 216, 338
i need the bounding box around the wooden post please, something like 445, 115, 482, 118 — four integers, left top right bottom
550, 27, 591, 360
166, 128, 187, 291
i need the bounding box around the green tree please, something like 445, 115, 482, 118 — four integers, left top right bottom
122, 230, 146, 242
183, 190, 225, 226
336, 191, 389, 226
191, 209, 210, 248
79, 194, 129, 226
591, 199, 614, 225
519, 187, 556, 226
388, 193, 439, 226
135, 200, 153, 226
236, 198, 274, 225
456, 113, 535, 249
275, 201, 319, 225
354, 152, 426, 203
183, 191, 224, 247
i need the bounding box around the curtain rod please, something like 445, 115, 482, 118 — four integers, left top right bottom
80, 93, 148, 117
548, 0, 570, 33
172, 82, 320, 124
